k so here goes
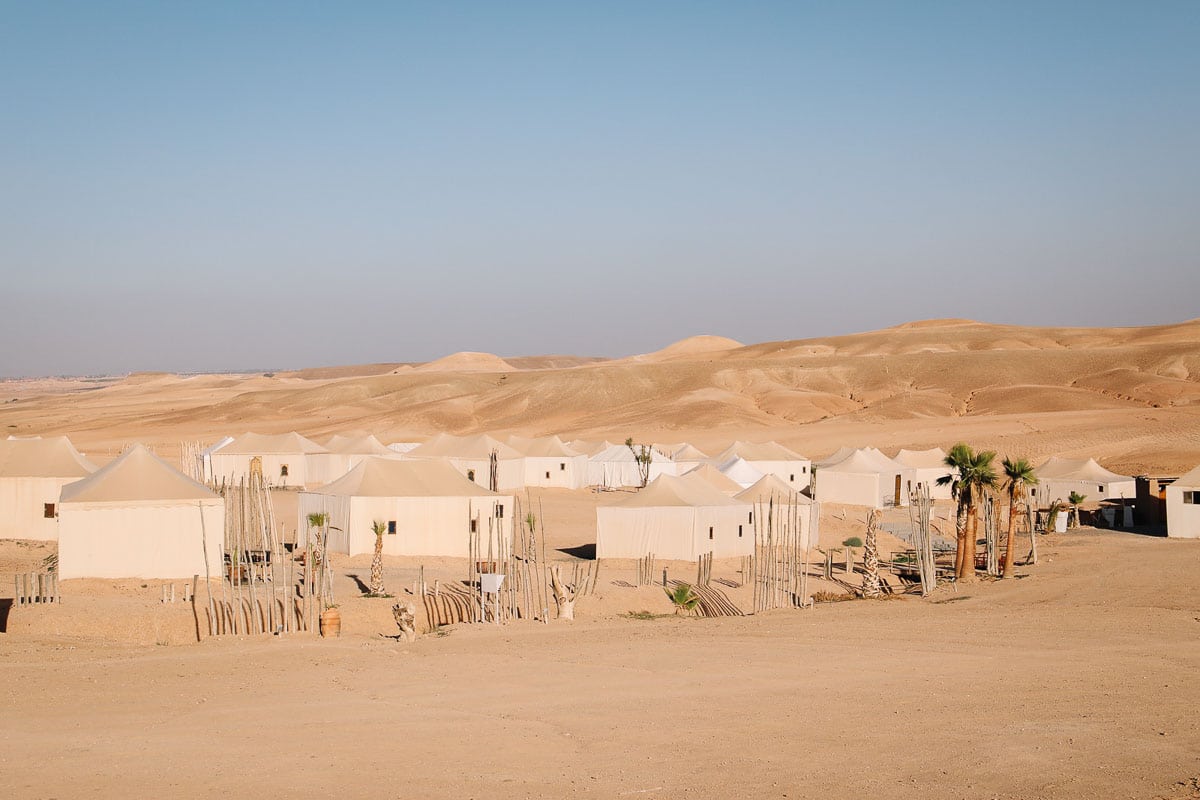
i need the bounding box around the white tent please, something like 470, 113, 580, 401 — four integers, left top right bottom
506, 435, 588, 489
713, 441, 812, 489
815, 448, 915, 508
57, 445, 224, 579
0, 436, 97, 541
682, 463, 744, 495
893, 448, 953, 500
208, 432, 329, 488
1030, 457, 1136, 504
194, 435, 233, 484
387, 442, 421, 455
568, 439, 611, 457
717, 456, 766, 489
404, 433, 524, 491
587, 443, 678, 488
297, 458, 512, 557
596, 473, 753, 560
1166, 464, 1200, 539
317, 433, 400, 484
735, 473, 814, 551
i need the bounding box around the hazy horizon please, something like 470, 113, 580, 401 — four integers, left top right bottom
3, 3, 1198, 377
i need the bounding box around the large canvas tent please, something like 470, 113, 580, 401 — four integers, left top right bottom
893, 448, 953, 500
1166, 464, 1200, 539
207, 432, 329, 488
1030, 457, 1136, 504
507, 435, 588, 489
317, 433, 399, 484
711, 441, 812, 490
0, 436, 97, 541
815, 448, 915, 508
57, 445, 224, 579
297, 458, 512, 557
403, 433, 524, 491
596, 473, 753, 560
681, 463, 744, 495
587, 443, 678, 488
717, 457, 766, 489
735, 473, 814, 551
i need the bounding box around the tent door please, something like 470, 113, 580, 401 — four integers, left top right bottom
894, 474, 902, 506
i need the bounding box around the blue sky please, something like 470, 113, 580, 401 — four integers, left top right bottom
1, 2, 1197, 375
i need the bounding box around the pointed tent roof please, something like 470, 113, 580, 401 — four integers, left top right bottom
569, 439, 611, 456
736, 473, 813, 504
682, 463, 743, 494
309, 457, 498, 498
713, 440, 806, 462
1035, 457, 1132, 483
822, 448, 906, 475
407, 433, 522, 460
60, 444, 218, 504
0, 436, 96, 478
607, 473, 747, 509
670, 443, 709, 461
590, 443, 672, 464
815, 446, 859, 468
718, 457, 766, 487
894, 447, 949, 468
324, 433, 394, 456
506, 434, 583, 458
1175, 464, 1200, 488
218, 432, 327, 455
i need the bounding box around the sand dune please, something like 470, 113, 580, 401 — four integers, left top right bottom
417, 351, 517, 372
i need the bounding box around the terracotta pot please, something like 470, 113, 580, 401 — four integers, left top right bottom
319, 608, 341, 638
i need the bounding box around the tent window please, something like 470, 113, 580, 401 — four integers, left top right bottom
387, 520, 396, 535
738, 525, 743, 538
803, 466, 808, 473
708, 526, 714, 540
467, 469, 476, 482
1098, 485, 1104, 493
470, 519, 478, 533
496, 504, 505, 519
789, 474, 795, 482
748, 511, 753, 524
1030, 487, 1036, 496
1184, 491, 1196, 505
280, 464, 289, 477
545, 471, 550, 479
560, 462, 566, 471
43, 503, 55, 519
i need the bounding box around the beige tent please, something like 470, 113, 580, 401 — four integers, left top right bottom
596, 473, 753, 560
297, 458, 512, 557
682, 463, 744, 495
663, 443, 709, 474
208, 432, 328, 488
0, 436, 96, 541
711, 441, 812, 490
893, 448, 953, 500
57, 445, 224, 579
317, 433, 400, 483
1166, 464, 1200, 539
735, 473, 814, 550
1030, 457, 1136, 504
587, 443, 678, 488
815, 448, 915, 508
404, 433, 524, 490
507, 435, 588, 489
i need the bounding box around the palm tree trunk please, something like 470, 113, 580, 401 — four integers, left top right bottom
954, 502, 969, 581
959, 505, 979, 582
370, 533, 385, 595
1002, 500, 1017, 578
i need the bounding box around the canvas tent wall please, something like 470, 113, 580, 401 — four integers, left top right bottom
507, 435, 588, 489
712, 441, 812, 490
815, 448, 915, 508
0, 436, 97, 541
718, 457, 766, 489
1166, 465, 1200, 539
893, 448, 953, 500
403, 433, 524, 491
587, 443, 678, 488
1030, 457, 1136, 504
194, 436, 234, 484
208, 432, 329, 488
297, 458, 513, 557
735, 473, 814, 551
57, 444, 224, 579
596, 473, 753, 560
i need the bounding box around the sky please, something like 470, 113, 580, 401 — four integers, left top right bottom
1, 1, 1198, 376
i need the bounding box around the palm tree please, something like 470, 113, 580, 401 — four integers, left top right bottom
1001, 458, 1038, 578
305, 511, 331, 606
369, 520, 387, 595
665, 583, 701, 615
1067, 491, 1087, 528
938, 444, 998, 582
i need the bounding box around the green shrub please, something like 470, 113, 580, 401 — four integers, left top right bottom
842, 537, 863, 548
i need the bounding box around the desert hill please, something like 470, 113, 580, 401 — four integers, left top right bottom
3, 319, 1199, 473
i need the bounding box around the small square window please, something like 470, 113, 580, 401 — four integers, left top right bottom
803, 465, 808, 473
560, 463, 566, 471
280, 464, 289, 477
387, 520, 397, 535
43, 503, 55, 519
1098, 485, 1104, 493
1185, 491, 1196, 505
789, 474, 795, 482
708, 526, 714, 540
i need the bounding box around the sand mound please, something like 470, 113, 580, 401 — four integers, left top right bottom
641, 335, 744, 360
417, 352, 516, 372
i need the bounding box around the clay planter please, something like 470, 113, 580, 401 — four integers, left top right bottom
319, 608, 341, 638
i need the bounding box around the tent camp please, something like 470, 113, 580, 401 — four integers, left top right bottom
717, 457, 767, 489
893, 448, 953, 500
657, 443, 709, 474
587, 443, 678, 488
57, 445, 224, 579
815, 448, 915, 508
317, 434, 399, 483
712, 441, 812, 489
1166, 464, 1200, 539
404, 433, 524, 491
681, 463, 744, 495
735, 473, 814, 551
1030, 457, 1136, 504
207, 432, 329, 488
0, 436, 97, 541
596, 473, 753, 560
507, 435, 588, 489
297, 458, 512, 557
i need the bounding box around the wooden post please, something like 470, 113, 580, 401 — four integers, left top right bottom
844, 546, 852, 575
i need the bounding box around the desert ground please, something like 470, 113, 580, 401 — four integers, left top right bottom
2, 318, 1200, 798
